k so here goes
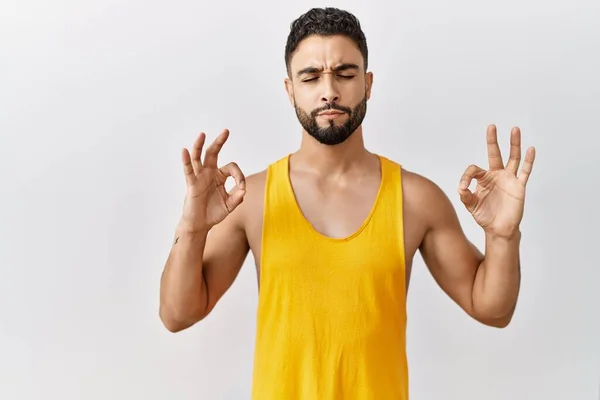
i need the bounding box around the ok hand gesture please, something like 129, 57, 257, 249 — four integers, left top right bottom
180, 129, 246, 232
458, 125, 536, 239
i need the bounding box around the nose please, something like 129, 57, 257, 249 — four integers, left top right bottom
320, 74, 340, 104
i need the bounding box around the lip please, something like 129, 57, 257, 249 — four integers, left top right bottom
318, 111, 345, 116
318, 113, 345, 120
318, 111, 346, 119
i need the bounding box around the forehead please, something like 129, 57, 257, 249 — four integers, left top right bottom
289, 34, 364, 73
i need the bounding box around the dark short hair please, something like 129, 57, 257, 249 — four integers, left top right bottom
284, 7, 368, 74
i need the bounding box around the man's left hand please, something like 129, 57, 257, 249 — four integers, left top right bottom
458, 125, 536, 239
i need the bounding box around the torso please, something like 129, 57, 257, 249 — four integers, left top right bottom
245, 153, 429, 399
242, 153, 428, 291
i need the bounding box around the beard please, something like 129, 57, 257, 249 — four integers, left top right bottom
294, 96, 367, 146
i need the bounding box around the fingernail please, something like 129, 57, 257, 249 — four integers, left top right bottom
239, 180, 246, 189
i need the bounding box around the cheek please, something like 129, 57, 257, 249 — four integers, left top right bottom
292, 90, 314, 109
352, 80, 367, 97
335, 79, 364, 100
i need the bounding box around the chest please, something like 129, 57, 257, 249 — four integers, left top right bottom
244, 188, 424, 292
290, 175, 381, 240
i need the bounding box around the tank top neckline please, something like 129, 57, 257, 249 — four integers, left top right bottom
279, 153, 387, 243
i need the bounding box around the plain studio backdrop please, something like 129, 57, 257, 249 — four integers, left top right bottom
1, 0, 599, 399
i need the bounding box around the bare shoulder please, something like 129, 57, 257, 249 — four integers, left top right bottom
401, 168, 452, 207
240, 169, 267, 208
399, 167, 458, 229
244, 169, 268, 192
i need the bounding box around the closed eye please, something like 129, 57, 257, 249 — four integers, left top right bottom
302, 74, 355, 83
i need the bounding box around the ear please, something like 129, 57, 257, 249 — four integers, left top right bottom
365, 72, 373, 100
284, 77, 295, 107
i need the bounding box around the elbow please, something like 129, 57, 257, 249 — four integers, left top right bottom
159, 307, 187, 333
472, 307, 515, 329
160, 316, 188, 333
159, 303, 205, 333
472, 312, 513, 329
486, 315, 512, 329
471, 296, 517, 329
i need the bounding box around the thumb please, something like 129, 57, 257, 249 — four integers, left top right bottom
458, 186, 477, 213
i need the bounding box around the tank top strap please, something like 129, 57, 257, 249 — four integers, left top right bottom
365, 155, 406, 266
261, 155, 304, 246
367, 155, 404, 231
264, 154, 295, 210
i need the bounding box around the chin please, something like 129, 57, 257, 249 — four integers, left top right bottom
311, 130, 354, 146
319, 122, 345, 129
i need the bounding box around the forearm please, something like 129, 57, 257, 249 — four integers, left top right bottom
159, 224, 209, 331
472, 230, 521, 320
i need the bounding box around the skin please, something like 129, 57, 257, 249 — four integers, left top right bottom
159, 34, 536, 333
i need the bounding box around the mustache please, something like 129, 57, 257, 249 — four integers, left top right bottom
311, 103, 352, 117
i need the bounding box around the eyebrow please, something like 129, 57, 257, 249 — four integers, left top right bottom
296, 63, 360, 77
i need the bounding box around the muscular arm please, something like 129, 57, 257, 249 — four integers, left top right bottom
416, 177, 520, 328
159, 195, 250, 333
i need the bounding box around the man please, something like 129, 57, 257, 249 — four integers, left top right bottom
159, 7, 536, 399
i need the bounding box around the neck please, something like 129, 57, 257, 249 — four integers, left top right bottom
292, 126, 373, 175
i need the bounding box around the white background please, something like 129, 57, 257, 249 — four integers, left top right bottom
1, 0, 599, 399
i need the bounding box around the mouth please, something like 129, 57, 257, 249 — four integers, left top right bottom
317, 111, 346, 119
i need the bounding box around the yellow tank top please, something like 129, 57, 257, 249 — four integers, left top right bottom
251, 154, 408, 400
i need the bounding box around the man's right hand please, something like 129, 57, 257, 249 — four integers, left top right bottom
180, 129, 246, 232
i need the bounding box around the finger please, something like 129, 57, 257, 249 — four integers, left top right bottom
459, 164, 486, 191
225, 188, 246, 214
518, 146, 536, 185
219, 162, 246, 190
486, 124, 504, 170
505, 126, 522, 174
181, 148, 196, 186
458, 164, 486, 211
203, 129, 230, 168
191, 133, 206, 173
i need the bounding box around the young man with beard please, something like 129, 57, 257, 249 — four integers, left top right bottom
159, 7, 536, 400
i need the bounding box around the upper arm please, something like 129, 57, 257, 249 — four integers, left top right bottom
413, 175, 484, 317
201, 172, 264, 317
